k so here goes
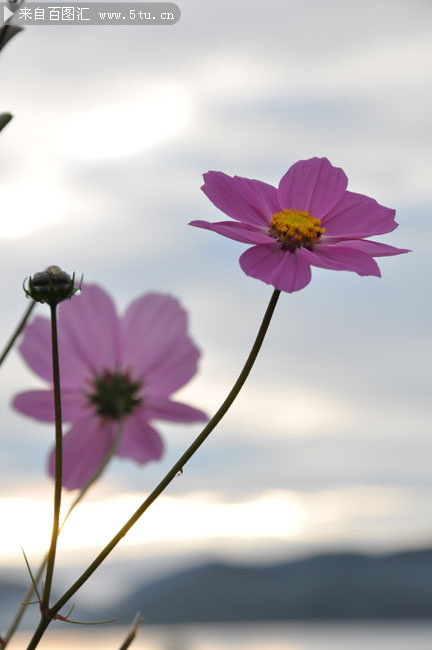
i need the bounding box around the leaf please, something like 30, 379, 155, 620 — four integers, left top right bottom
59, 616, 116, 626
0, 113, 12, 132
0, 25, 23, 53
20, 547, 42, 602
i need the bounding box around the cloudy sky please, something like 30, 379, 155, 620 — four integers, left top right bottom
0, 0, 431, 605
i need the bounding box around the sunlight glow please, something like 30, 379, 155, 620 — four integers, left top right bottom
0, 491, 305, 560
0, 182, 66, 239
0, 486, 426, 567
57, 84, 192, 160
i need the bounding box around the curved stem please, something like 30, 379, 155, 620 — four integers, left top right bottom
0, 300, 35, 368
40, 305, 63, 614
0, 425, 124, 649
25, 289, 281, 650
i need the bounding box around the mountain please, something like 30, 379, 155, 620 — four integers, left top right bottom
109, 548, 432, 624
3, 547, 432, 629
0, 580, 39, 630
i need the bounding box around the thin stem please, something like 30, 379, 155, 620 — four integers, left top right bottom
25, 289, 281, 650
40, 305, 63, 614
118, 613, 142, 650
0, 300, 35, 367
0, 425, 124, 649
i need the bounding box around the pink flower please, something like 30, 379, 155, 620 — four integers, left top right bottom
190, 157, 409, 293
13, 285, 207, 490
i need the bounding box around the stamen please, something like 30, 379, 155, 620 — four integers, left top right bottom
270, 209, 325, 249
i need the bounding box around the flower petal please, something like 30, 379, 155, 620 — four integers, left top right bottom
301, 243, 381, 276
145, 395, 208, 423
121, 293, 201, 395
116, 412, 164, 464
232, 176, 281, 219
321, 191, 398, 237
58, 284, 121, 374
278, 157, 348, 219
144, 337, 200, 396
332, 239, 410, 257
18, 316, 91, 388
189, 219, 273, 245
201, 171, 271, 226
239, 244, 312, 293
48, 416, 116, 490
12, 389, 90, 423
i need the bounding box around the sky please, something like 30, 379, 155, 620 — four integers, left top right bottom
0, 0, 431, 607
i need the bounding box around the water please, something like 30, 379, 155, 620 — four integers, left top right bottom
8, 622, 432, 650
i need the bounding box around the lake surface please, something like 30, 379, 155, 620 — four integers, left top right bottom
8, 622, 432, 650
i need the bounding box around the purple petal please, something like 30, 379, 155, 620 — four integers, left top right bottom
321, 191, 398, 238
332, 239, 410, 257
232, 176, 281, 219
18, 316, 92, 388
122, 293, 187, 362
48, 416, 116, 490
301, 243, 381, 276
121, 293, 201, 395
12, 389, 90, 423
278, 157, 348, 219
201, 171, 271, 227
239, 244, 312, 293
58, 284, 121, 375
145, 395, 208, 423
116, 412, 164, 464
189, 219, 273, 245
144, 337, 200, 396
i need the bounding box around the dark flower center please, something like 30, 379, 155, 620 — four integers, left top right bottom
87, 371, 142, 420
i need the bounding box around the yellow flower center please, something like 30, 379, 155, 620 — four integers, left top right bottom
270, 209, 325, 249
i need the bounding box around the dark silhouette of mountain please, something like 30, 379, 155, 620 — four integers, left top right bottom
110, 548, 432, 624
3, 548, 432, 629
0, 580, 37, 630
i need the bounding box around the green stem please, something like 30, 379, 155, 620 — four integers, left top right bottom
25, 289, 281, 650
0, 425, 124, 649
40, 305, 63, 614
0, 300, 35, 368
118, 613, 142, 650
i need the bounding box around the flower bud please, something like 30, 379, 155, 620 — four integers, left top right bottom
24, 265, 82, 306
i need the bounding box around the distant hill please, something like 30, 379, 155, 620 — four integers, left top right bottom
110, 548, 432, 624
3, 548, 432, 629
0, 580, 38, 630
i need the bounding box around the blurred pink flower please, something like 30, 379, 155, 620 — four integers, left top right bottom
190, 157, 409, 293
13, 285, 207, 490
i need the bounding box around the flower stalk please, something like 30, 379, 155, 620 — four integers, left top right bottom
40, 304, 63, 615
25, 288, 281, 650
1, 425, 124, 649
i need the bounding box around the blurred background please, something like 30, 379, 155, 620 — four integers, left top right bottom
0, 0, 431, 647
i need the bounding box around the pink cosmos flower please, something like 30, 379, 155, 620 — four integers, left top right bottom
13, 285, 207, 490
190, 157, 409, 293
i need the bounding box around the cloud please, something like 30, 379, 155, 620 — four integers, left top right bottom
0, 0, 430, 571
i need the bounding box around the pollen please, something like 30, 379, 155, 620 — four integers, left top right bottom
270, 209, 325, 248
